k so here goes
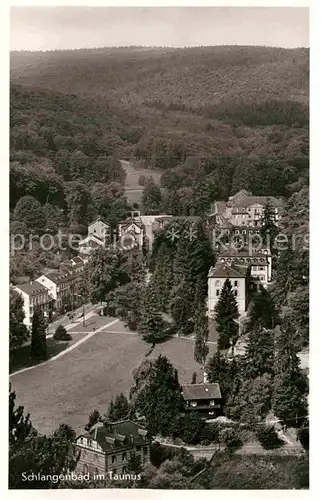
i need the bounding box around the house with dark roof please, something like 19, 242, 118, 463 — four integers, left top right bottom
14, 282, 54, 328
181, 383, 222, 418
219, 245, 272, 285
215, 189, 284, 228
75, 420, 151, 477
36, 263, 85, 314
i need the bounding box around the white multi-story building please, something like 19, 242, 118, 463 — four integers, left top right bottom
213, 189, 284, 228
14, 282, 53, 329
78, 217, 110, 255
207, 265, 247, 316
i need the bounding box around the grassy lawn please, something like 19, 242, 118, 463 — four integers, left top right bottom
9, 320, 217, 435
9, 332, 88, 374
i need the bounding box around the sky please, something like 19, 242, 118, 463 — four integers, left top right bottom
10, 7, 309, 51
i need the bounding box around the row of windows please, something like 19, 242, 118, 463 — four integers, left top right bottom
215, 280, 238, 287
30, 294, 49, 305
189, 400, 216, 407
82, 464, 99, 475
216, 289, 238, 297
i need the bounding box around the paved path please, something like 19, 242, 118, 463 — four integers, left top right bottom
10, 318, 119, 377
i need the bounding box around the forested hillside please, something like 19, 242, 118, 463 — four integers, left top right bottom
10, 46, 309, 281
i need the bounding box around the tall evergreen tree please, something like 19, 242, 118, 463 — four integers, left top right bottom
30, 307, 47, 361
169, 279, 194, 336
189, 221, 214, 287
194, 305, 209, 367
84, 410, 101, 431
260, 200, 279, 249
214, 279, 239, 351
142, 177, 162, 213
244, 326, 275, 378
134, 355, 184, 436
106, 393, 130, 422
138, 282, 165, 344
272, 320, 308, 426
10, 288, 29, 351
247, 285, 279, 331
173, 230, 191, 285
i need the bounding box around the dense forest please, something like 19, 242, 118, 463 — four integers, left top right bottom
10, 46, 309, 281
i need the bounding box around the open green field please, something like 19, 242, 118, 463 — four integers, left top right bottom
9, 332, 88, 374
10, 317, 216, 435
119, 159, 164, 206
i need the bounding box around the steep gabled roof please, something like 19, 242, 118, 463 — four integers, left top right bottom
232, 195, 284, 209
79, 420, 149, 452
181, 383, 222, 400
88, 216, 110, 227
15, 282, 49, 296
78, 234, 104, 246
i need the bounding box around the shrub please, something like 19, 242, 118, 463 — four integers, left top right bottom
150, 443, 175, 467
297, 426, 309, 451
219, 427, 243, 450
256, 425, 285, 450
53, 325, 72, 341
138, 174, 146, 186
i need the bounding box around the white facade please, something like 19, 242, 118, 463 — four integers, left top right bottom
250, 263, 269, 287
208, 274, 246, 316
78, 234, 105, 255
118, 222, 144, 248
14, 283, 52, 329
88, 219, 110, 242
36, 275, 57, 300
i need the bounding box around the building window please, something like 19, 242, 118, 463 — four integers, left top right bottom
235, 230, 239, 235
234, 290, 238, 296
83, 464, 88, 475
122, 466, 126, 474
95, 468, 99, 475
260, 276, 264, 281
122, 453, 127, 461
113, 469, 117, 475
112, 455, 116, 464
88, 439, 92, 447
259, 266, 265, 271
234, 281, 238, 287
216, 289, 220, 296
215, 280, 221, 287
191, 401, 197, 407
136, 446, 141, 452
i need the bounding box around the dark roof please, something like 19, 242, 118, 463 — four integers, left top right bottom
16, 282, 49, 296
181, 383, 221, 400
208, 265, 246, 279
119, 219, 144, 229
80, 420, 149, 452
45, 270, 73, 284
72, 256, 85, 264
232, 195, 284, 209
228, 189, 252, 201
209, 214, 233, 228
